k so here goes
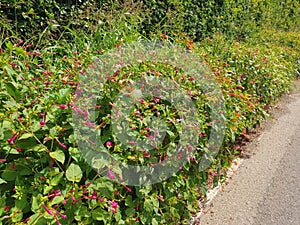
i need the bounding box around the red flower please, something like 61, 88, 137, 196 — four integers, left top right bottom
59, 104, 68, 109
15, 148, 22, 153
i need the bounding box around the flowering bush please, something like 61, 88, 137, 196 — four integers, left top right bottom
0, 30, 299, 224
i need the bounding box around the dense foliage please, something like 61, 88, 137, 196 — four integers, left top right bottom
0, 0, 299, 224
1, 0, 299, 44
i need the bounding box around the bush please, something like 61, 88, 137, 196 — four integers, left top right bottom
0, 1, 299, 224
0, 29, 299, 223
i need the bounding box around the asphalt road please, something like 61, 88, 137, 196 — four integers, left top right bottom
199, 82, 300, 225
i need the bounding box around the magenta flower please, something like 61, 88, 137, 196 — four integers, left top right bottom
8, 133, 18, 145
110, 201, 118, 213
56, 211, 67, 220
124, 186, 132, 193
107, 170, 115, 180
0, 159, 6, 163
143, 151, 151, 159
84, 121, 96, 128
54, 216, 62, 225
42, 204, 53, 215
40, 113, 46, 127
105, 141, 113, 147
111, 201, 118, 209
56, 139, 67, 149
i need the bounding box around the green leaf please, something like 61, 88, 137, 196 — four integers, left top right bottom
143, 199, 153, 213
19, 133, 33, 140
15, 195, 28, 210
4, 65, 15, 76
125, 208, 135, 216
69, 147, 82, 162
50, 172, 63, 186
11, 206, 23, 222
50, 149, 65, 164
92, 207, 106, 221
66, 163, 82, 182
27, 213, 43, 225
51, 196, 64, 205
2, 169, 17, 181
0, 195, 6, 216
31, 194, 42, 212
0, 178, 7, 184
4, 82, 20, 101
97, 180, 114, 198
152, 218, 159, 225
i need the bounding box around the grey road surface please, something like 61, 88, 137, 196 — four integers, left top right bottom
199, 83, 300, 225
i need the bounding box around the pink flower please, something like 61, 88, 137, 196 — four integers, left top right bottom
40, 113, 46, 127
56, 211, 67, 220
111, 201, 118, 209
15, 148, 22, 153
54, 215, 62, 225
42, 204, 53, 215
89, 190, 98, 199
143, 151, 151, 158
84, 110, 89, 120
84, 121, 96, 128
124, 186, 132, 193
40, 120, 46, 127
106, 141, 113, 147
8, 133, 18, 145
56, 139, 67, 149
0, 159, 6, 163
110, 201, 118, 213
107, 170, 115, 180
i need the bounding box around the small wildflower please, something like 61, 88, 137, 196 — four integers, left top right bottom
106, 141, 113, 147
56, 211, 67, 220
4, 206, 9, 211
59, 104, 68, 109
56, 139, 67, 149
110, 201, 118, 213
54, 215, 62, 225
107, 170, 115, 180
124, 185, 132, 193
111, 201, 118, 209
42, 204, 53, 215
40, 113, 46, 127
8, 133, 18, 145
144, 151, 151, 159
40, 176, 47, 181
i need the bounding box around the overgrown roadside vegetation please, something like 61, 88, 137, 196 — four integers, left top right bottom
0, 0, 299, 224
